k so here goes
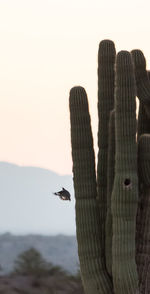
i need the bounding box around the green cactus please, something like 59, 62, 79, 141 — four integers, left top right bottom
131, 49, 150, 294
131, 50, 150, 137
69, 40, 150, 293
105, 109, 115, 277
136, 135, 150, 294
69, 86, 112, 294
69, 40, 116, 293
111, 51, 138, 294
97, 41, 116, 279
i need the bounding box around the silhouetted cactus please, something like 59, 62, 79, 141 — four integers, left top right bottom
69, 40, 150, 293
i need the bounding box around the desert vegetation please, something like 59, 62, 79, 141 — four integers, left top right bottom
0, 247, 84, 294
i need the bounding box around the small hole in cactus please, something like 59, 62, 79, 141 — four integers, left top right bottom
123, 178, 132, 188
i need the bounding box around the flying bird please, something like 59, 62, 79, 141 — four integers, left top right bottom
53, 187, 71, 201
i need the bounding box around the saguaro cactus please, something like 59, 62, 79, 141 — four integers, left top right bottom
111, 51, 138, 294
69, 87, 112, 293
131, 49, 150, 293
69, 40, 150, 293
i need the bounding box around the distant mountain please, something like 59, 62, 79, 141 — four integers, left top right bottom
0, 162, 75, 235
0, 233, 79, 274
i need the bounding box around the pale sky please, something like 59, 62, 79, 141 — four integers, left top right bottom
0, 0, 150, 175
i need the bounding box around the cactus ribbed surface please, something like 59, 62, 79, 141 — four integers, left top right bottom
105, 109, 115, 276
131, 50, 150, 293
130, 50, 150, 106
131, 50, 150, 137
69, 39, 150, 294
97, 40, 116, 200
97, 40, 116, 281
111, 51, 138, 293
137, 141, 150, 293
137, 103, 150, 139
138, 135, 150, 187
69, 86, 112, 294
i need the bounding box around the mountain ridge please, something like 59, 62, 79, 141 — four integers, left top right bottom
0, 233, 79, 274
0, 161, 75, 235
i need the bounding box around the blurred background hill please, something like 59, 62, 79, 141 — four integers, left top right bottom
0, 233, 78, 275
0, 162, 80, 292
0, 162, 75, 235
0, 245, 83, 294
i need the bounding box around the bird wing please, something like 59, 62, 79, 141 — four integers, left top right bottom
57, 190, 63, 194
53, 192, 60, 196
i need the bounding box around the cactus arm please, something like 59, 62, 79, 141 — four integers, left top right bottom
131, 50, 150, 139
69, 86, 113, 294
137, 103, 150, 139
111, 51, 139, 294
131, 50, 150, 120
97, 40, 116, 280
131, 50, 150, 106
97, 39, 116, 207
105, 109, 115, 277
131, 50, 150, 138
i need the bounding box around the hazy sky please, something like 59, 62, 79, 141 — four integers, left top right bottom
0, 0, 150, 175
